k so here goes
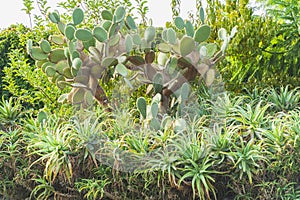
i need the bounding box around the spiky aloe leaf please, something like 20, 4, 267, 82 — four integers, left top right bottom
73, 7, 84, 26
101, 10, 113, 21
144, 26, 156, 43
180, 36, 195, 57
114, 6, 126, 23
137, 97, 147, 119
49, 35, 65, 45
174, 16, 185, 30
93, 27, 107, 42
40, 40, 51, 53
115, 63, 128, 77
31, 47, 48, 61
65, 25, 76, 40
194, 24, 211, 43
167, 28, 176, 44
48, 11, 60, 23
185, 21, 194, 37
75, 29, 93, 41
125, 15, 137, 30
205, 69, 215, 86
49, 48, 66, 63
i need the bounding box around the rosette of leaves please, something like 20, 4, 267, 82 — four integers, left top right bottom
27, 6, 236, 112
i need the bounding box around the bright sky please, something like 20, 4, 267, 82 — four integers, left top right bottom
0, 0, 197, 29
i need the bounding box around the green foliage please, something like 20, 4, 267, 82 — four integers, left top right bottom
204, 0, 300, 91
75, 178, 110, 200
27, 6, 231, 113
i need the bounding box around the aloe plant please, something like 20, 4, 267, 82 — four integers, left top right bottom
27, 6, 236, 113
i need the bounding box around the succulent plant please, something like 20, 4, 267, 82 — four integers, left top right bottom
27, 6, 236, 112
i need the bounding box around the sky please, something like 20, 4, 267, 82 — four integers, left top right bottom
0, 0, 197, 29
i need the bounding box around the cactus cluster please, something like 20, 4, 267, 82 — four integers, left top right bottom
27, 6, 236, 111
136, 94, 186, 132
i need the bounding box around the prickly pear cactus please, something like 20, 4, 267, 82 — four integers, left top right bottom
27, 6, 236, 111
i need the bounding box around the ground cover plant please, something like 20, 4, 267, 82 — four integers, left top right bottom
0, 0, 299, 199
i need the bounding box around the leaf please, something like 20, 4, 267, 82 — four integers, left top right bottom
40, 40, 51, 53
158, 43, 171, 53
157, 52, 168, 66
48, 11, 60, 23
205, 69, 215, 86
185, 21, 194, 37
75, 29, 93, 41
199, 7, 205, 24
72, 7, 84, 25
115, 63, 128, 77
114, 6, 126, 23
174, 16, 185, 30
206, 43, 217, 58
218, 28, 227, 40
125, 35, 133, 53
167, 28, 176, 44
30, 47, 48, 61
194, 24, 211, 43
137, 97, 147, 119
65, 25, 76, 40
93, 27, 107, 42
125, 15, 137, 30
37, 111, 47, 124
180, 36, 195, 57
144, 26, 156, 43
101, 10, 113, 21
